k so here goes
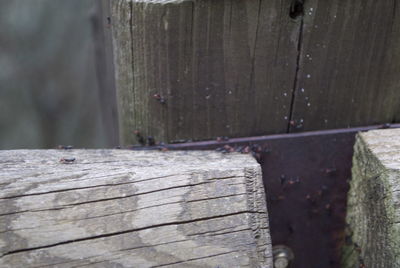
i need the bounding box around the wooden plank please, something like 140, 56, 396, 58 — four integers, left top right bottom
111, 0, 300, 145
0, 150, 272, 268
343, 129, 400, 267
289, 0, 400, 132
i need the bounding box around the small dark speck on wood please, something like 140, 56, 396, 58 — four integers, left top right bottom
59, 157, 76, 164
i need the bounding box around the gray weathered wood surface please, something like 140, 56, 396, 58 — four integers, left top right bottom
110, 0, 400, 145
111, 0, 299, 144
289, 0, 400, 132
0, 150, 272, 268
343, 129, 400, 268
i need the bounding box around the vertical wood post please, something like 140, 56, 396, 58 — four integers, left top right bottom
111, 0, 300, 145
343, 129, 400, 267
111, 0, 400, 145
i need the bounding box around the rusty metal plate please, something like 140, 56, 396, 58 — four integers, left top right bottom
129, 124, 399, 268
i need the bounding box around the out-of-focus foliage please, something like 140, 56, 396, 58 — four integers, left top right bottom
0, 0, 109, 149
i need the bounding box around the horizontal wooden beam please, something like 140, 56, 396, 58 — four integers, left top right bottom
0, 149, 272, 267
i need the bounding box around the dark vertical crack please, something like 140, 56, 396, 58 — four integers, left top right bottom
248, 0, 262, 131
252, 0, 262, 62
228, 2, 233, 35
129, 0, 136, 136
286, 15, 304, 133
274, 1, 284, 66
190, 2, 195, 140
205, 3, 212, 137
391, 0, 397, 124
190, 3, 195, 48
163, 7, 170, 143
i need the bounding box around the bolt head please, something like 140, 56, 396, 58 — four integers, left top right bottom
274, 257, 289, 268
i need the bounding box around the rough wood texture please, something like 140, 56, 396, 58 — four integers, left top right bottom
343, 129, 400, 268
110, 0, 400, 145
289, 0, 400, 132
0, 150, 272, 268
111, 0, 300, 144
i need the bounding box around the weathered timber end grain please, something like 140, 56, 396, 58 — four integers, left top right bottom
0, 150, 272, 268
343, 129, 400, 268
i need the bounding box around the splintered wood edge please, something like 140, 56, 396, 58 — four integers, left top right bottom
0, 150, 272, 268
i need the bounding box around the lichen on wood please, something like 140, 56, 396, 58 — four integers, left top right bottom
343, 129, 400, 268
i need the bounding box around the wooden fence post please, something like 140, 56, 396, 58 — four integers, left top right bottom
111, 0, 300, 145
343, 129, 400, 267
110, 0, 400, 145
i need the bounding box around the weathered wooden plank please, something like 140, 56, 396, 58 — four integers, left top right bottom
343, 129, 400, 267
289, 0, 400, 132
0, 150, 272, 268
111, 0, 299, 145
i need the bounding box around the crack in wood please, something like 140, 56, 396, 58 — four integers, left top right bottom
0, 192, 251, 234
1, 210, 259, 257
0, 150, 270, 267
287, 12, 304, 133
186, 225, 248, 237
149, 250, 240, 268
0, 173, 179, 200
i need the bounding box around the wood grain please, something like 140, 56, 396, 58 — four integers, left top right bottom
110, 0, 400, 145
0, 149, 272, 268
111, 0, 135, 144
343, 129, 400, 267
288, 0, 400, 132
111, 0, 300, 144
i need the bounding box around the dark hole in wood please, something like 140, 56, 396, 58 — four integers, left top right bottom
290, 0, 304, 19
